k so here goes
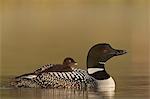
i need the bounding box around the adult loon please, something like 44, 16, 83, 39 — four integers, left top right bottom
10, 43, 127, 91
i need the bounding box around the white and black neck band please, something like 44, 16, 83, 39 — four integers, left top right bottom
99, 62, 105, 65
88, 68, 104, 74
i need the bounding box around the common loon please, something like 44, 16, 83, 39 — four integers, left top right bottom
10, 43, 127, 91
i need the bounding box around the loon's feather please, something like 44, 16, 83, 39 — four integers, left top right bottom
11, 68, 97, 89
34, 64, 53, 73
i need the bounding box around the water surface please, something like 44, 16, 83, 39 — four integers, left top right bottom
0, 73, 149, 99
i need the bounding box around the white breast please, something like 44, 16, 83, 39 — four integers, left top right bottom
97, 77, 115, 91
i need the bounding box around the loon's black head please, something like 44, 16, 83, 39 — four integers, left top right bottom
87, 43, 127, 68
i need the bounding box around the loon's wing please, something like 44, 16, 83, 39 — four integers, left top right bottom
35, 69, 97, 89
34, 64, 73, 73
11, 68, 97, 89
11, 70, 86, 88
34, 64, 53, 74
11, 72, 39, 88
13, 64, 53, 80
11, 64, 53, 87
15, 72, 37, 79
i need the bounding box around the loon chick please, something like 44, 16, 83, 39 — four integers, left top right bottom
11, 43, 127, 91
34, 57, 77, 73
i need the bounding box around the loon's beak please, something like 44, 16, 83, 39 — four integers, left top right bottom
114, 49, 127, 56
109, 49, 127, 56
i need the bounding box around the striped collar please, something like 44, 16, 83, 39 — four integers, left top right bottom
88, 68, 104, 74
99, 62, 106, 65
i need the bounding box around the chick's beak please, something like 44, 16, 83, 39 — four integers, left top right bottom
74, 62, 78, 66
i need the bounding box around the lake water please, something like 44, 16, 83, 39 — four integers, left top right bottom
0, 73, 149, 99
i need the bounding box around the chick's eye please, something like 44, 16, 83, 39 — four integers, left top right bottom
68, 60, 71, 63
